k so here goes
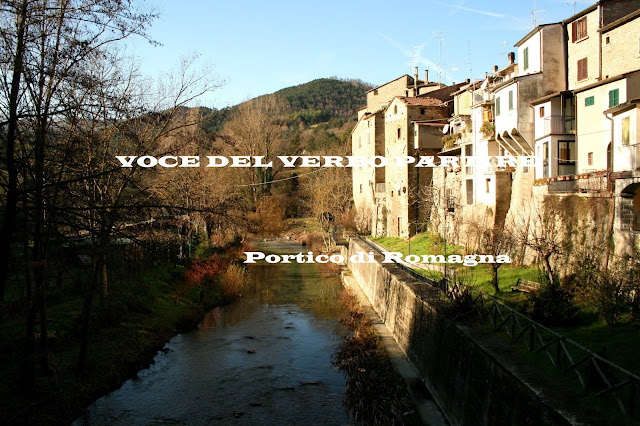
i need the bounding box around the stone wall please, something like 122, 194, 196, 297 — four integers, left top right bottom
346, 237, 595, 425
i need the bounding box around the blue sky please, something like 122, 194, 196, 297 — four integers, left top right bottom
130, 0, 596, 109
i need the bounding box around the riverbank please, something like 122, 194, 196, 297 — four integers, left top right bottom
0, 247, 247, 425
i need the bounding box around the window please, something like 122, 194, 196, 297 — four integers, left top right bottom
466, 180, 474, 204
373, 89, 378, 95
358, 136, 361, 148
359, 184, 363, 193
397, 128, 401, 139
571, 17, 587, 42
585, 96, 595, 107
486, 178, 491, 193
394, 105, 398, 114
539, 106, 545, 118
420, 108, 425, 114
577, 58, 588, 81
623, 116, 630, 146
605, 36, 610, 45
367, 120, 370, 128
509, 91, 514, 110
609, 89, 620, 108
588, 152, 593, 165
524, 47, 529, 70
496, 97, 501, 116
558, 140, 576, 175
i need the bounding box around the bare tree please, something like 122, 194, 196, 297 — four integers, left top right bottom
223, 94, 290, 207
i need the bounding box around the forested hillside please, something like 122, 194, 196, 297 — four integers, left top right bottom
202, 77, 372, 133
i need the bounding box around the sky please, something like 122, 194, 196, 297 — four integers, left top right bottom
128, 0, 597, 109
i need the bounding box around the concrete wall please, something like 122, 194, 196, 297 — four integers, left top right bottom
346, 237, 587, 425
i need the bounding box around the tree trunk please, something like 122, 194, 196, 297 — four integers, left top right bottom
101, 254, 108, 301
543, 254, 554, 285
492, 265, 500, 294
0, 0, 29, 303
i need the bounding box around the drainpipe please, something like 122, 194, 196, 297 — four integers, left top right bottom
604, 111, 615, 268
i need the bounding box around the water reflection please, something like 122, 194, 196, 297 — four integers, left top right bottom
75, 241, 349, 425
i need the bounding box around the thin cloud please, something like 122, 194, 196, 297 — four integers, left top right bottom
433, 1, 507, 18
454, 4, 506, 18
377, 32, 443, 79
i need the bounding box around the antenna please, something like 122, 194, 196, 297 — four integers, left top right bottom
466, 41, 473, 80
531, 0, 545, 28
410, 45, 420, 74
565, 0, 590, 15
499, 40, 507, 68
432, 31, 447, 84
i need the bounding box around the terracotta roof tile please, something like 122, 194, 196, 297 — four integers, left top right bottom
400, 97, 443, 106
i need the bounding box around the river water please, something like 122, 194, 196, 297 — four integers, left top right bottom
74, 242, 350, 425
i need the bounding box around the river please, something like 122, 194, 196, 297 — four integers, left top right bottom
74, 241, 350, 425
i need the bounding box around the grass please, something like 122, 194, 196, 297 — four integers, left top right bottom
371, 233, 640, 375
0, 250, 245, 425
373, 232, 640, 422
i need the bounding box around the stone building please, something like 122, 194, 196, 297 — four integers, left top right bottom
382, 96, 451, 238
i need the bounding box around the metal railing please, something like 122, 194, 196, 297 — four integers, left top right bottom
375, 183, 385, 193
356, 235, 640, 419
543, 115, 575, 135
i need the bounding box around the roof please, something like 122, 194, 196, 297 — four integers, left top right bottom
451, 80, 484, 96
604, 98, 640, 115
417, 81, 469, 102
571, 70, 640, 94
398, 97, 444, 107
367, 74, 417, 94
514, 23, 561, 47
601, 8, 640, 32
530, 91, 573, 106
562, 2, 601, 24
491, 72, 542, 92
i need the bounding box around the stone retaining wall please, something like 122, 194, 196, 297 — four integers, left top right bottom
346, 237, 592, 425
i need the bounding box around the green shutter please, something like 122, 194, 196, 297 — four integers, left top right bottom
609, 89, 619, 108
509, 91, 514, 110
524, 47, 529, 70
496, 97, 501, 116
585, 96, 594, 107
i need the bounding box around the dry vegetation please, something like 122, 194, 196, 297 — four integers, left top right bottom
332, 290, 420, 425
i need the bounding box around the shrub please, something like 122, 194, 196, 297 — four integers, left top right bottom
529, 274, 578, 325
220, 263, 247, 300
574, 253, 640, 325
354, 205, 372, 234
480, 121, 495, 138
247, 196, 286, 236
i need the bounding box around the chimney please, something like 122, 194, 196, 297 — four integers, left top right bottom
508, 52, 515, 65
414, 66, 419, 92
466, 78, 470, 83
493, 65, 499, 74
425, 69, 429, 83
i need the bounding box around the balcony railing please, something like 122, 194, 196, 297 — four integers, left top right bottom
543, 115, 575, 135
375, 183, 385, 193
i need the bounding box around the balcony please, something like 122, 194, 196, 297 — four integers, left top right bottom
375, 183, 386, 193
543, 115, 575, 136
